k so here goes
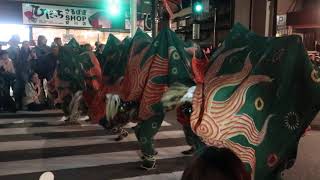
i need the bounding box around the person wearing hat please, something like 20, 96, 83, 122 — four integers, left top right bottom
0, 50, 16, 112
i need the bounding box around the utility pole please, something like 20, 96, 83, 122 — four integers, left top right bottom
130, 0, 137, 37
213, 8, 217, 47
192, 0, 204, 41
151, 0, 159, 38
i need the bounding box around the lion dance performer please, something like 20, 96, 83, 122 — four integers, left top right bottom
161, 44, 210, 155
189, 23, 320, 179
104, 28, 209, 169
49, 38, 102, 122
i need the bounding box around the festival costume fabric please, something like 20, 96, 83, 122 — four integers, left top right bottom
102, 35, 132, 85
115, 28, 197, 167
52, 38, 102, 119
65, 40, 104, 123
190, 23, 320, 179
89, 35, 132, 124
81, 52, 103, 123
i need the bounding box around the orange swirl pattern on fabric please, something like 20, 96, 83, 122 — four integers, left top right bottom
191, 55, 209, 84
120, 46, 151, 102
84, 52, 102, 91
191, 49, 273, 178
139, 55, 169, 120
82, 52, 107, 123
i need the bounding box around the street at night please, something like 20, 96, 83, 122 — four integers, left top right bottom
0, 0, 320, 179
0, 112, 318, 179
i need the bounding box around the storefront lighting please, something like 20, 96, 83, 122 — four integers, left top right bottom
106, 0, 122, 17
195, 4, 203, 12
0, 24, 29, 43
193, 1, 204, 14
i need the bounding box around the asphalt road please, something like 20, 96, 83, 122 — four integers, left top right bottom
0, 111, 319, 180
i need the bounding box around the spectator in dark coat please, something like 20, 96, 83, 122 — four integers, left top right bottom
34, 35, 51, 59
7, 35, 20, 66
35, 44, 59, 81
0, 50, 16, 112
7, 35, 21, 109
13, 41, 33, 110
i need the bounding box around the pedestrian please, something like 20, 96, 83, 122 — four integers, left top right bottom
7, 35, 20, 66
84, 43, 93, 52
23, 72, 46, 111
94, 41, 100, 52
53, 37, 63, 47
95, 44, 105, 65
7, 35, 22, 109
34, 35, 51, 59
39, 43, 60, 109
14, 41, 33, 110
0, 50, 16, 112
36, 43, 59, 82
29, 48, 38, 72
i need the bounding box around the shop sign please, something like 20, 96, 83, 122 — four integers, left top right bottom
124, 14, 152, 31
143, 14, 152, 31
22, 3, 123, 29
179, 19, 186, 27
171, 22, 177, 31
277, 15, 287, 27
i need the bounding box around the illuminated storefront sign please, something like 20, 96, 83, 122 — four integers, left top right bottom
22, 3, 126, 29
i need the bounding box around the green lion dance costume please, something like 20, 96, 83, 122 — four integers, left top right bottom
49, 38, 101, 122
190, 23, 320, 179
104, 28, 204, 169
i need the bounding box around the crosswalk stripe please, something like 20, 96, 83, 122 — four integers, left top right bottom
113, 171, 183, 180
0, 110, 63, 119
0, 145, 189, 176
0, 156, 191, 180
0, 130, 184, 152
0, 125, 179, 143
0, 121, 172, 136
0, 111, 187, 180
0, 125, 103, 136
0, 117, 59, 125
0, 137, 187, 162
0, 120, 171, 129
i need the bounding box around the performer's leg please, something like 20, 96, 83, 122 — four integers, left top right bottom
61, 95, 72, 117
99, 117, 109, 129
134, 113, 164, 170
181, 125, 195, 155
98, 117, 129, 141
115, 127, 129, 141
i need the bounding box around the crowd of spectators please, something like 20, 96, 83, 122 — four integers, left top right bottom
0, 34, 103, 113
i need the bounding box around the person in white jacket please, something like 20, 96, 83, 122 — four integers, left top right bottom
23, 72, 46, 111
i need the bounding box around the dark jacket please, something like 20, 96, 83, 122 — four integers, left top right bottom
35, 53, 58, 81
34, 45, 51, 59
0, 68, 15, 97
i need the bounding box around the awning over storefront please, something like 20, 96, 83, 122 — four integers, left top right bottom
287, 8, 320, 29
